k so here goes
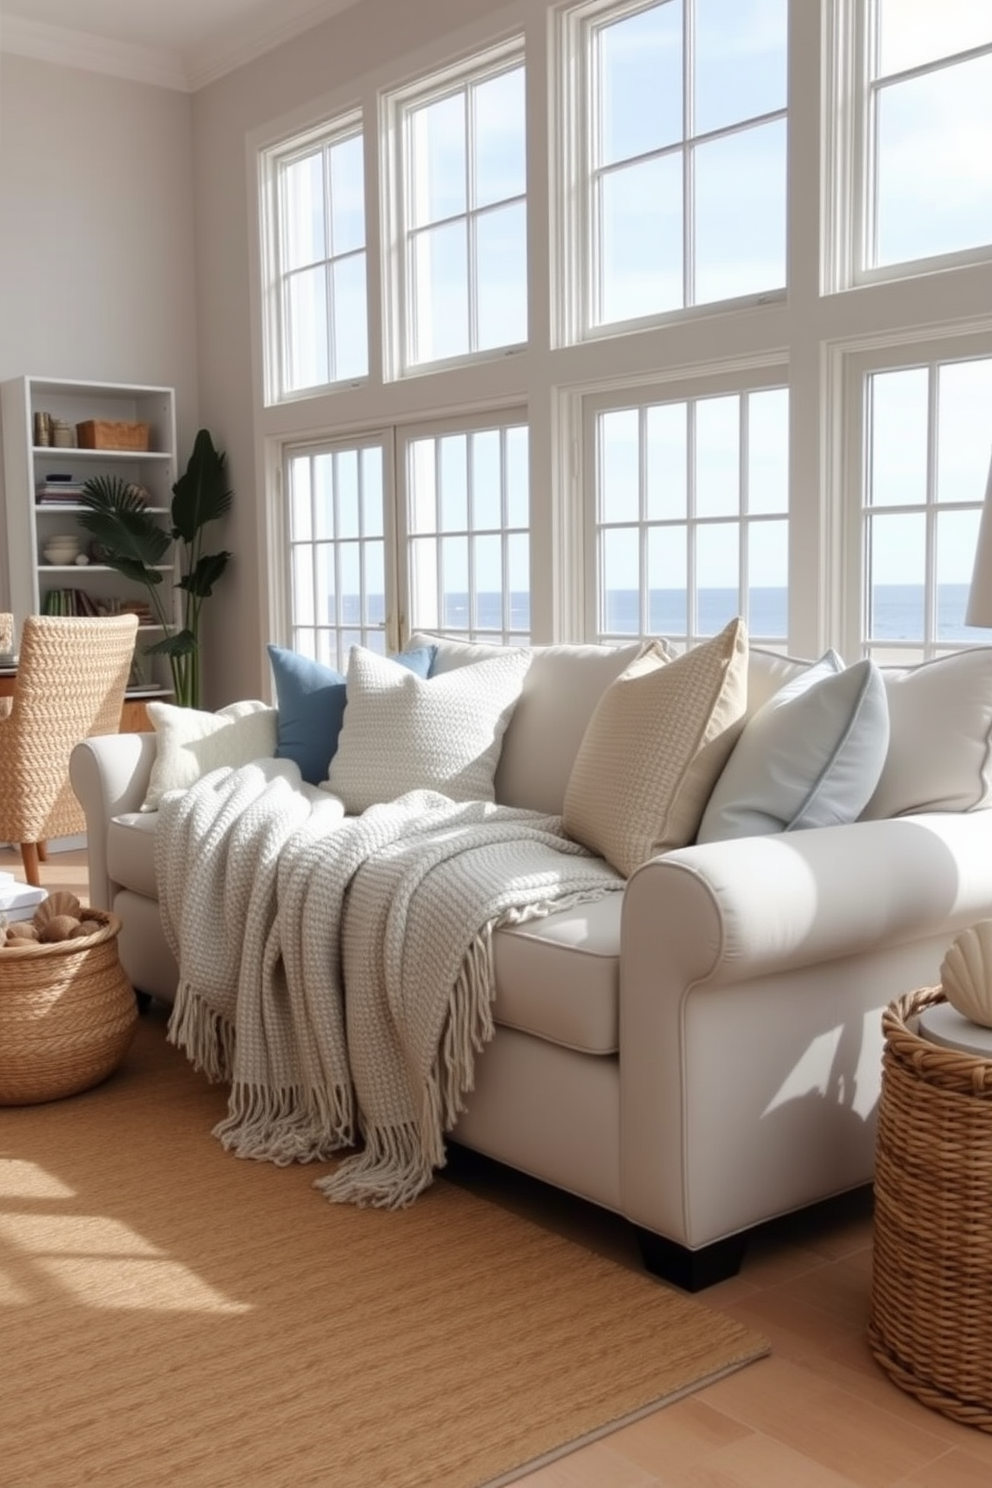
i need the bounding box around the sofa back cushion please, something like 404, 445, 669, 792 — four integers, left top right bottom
410, 633, 649, 813
860, 647, 992, 818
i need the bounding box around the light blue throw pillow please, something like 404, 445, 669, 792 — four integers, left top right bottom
696, 652, 890, 842
267, 643, 435, 785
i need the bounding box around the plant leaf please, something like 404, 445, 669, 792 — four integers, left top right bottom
171, 429, 232, 543
143, 629, 197, 659
77, 476, 172, 570
178, 551, 232, 599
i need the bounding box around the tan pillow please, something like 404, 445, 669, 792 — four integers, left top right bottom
562, 618, 749, 876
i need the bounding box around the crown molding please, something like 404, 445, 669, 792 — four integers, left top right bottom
188, 0, 364, 91
0, 1, 366, 93
0, 15, 190, 91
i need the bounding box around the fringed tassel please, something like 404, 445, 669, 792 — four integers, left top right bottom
436, 925, 496, 1130
315, 1122, 433, 1209
213, 1079, 355, 1166
167, 981, 235, 1083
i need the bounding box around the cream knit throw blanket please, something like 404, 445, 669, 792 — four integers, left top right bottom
156, 759, 623, 1208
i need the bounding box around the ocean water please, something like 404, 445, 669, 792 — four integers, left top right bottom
344, 584, 989, 643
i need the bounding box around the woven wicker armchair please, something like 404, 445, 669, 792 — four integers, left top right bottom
0, 614, 139, 886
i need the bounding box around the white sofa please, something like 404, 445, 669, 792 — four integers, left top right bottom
69, 634, 992, 1289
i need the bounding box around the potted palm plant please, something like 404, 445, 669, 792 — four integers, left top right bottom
77, 428, 232, 709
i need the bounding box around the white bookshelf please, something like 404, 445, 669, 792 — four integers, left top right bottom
1, 376, 179, 699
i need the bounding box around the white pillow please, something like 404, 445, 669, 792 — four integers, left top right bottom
323, 645, 530, 812
861, 647, 992, 818
697, 653, 889, 842
561, 618, 749, 877
141, 700, 278, 812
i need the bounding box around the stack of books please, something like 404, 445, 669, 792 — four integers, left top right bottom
0, 871, 47, 923
36, 474, 85, 504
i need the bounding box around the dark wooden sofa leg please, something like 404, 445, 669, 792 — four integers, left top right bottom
635, 1226, 748, 1291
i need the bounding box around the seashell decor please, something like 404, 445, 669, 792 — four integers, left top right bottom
940, 920, 992, 1028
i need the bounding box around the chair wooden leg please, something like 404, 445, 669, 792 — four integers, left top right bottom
19, 843, 41, 887
37, 841, 48, 862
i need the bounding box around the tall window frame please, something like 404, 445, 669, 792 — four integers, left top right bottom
555, 0, 789, 347
259, 111, 370, 405
380, 35, 529, 380
580, 367, 790, 649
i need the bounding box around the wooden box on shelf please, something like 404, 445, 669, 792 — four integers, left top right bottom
76, 420, 151, 452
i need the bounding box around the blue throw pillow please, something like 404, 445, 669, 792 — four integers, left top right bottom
267, 644, 436, 785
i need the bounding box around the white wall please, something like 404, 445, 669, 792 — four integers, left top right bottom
0, 54, 199, 608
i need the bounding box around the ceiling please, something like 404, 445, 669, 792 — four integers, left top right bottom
0, 0, 366, 91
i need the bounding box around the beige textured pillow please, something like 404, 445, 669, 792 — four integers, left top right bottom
562, 618, 749, 876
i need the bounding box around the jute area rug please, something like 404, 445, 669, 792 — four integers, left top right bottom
0, 1006, 768, 1488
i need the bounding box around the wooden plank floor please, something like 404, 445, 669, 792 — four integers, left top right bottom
6, 844, 992, 1486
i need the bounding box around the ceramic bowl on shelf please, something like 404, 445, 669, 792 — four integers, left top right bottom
41, 534, 80, 565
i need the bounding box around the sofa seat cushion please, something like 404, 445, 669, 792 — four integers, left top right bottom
492, 893, 621, 1054
107, 810, 159, 900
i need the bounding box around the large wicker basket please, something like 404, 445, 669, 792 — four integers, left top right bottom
869, 984, 992, 1431
0, 909, 137, 1104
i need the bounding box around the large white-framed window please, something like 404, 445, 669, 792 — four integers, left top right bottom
282, 410, 530, 663
829, 0, 992, 289
582, 372, 789, 647
838, 336, 992, 664
556, 0, 788, 343
398, 412, 530, 644
284, 434, 393, 667
260, 113, 369, 403
381, 37, 528, 377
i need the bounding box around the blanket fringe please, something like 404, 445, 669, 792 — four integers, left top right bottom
214, 1080, 354, 1167
167, 981, 235, 1083
315, 1122, 433, 1209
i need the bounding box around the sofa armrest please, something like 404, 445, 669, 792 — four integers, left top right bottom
69, 732, 158, 910
618, 810, 992, 1247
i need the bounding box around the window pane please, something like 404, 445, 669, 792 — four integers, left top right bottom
289, 460, 312, 542
474, 68, 526, 207
412, 221, 469, 363
339, 543, 361, 626
877, 0, 992, 77
747, 388, 789, 513
647, 525, 688, 634
507, 533, 530, 632
312, 454, 334, 540
598, 2, 682, 165
472, 429, 502, 529
505, 426, 528, 528
315, 543, 335, 628
285, 268, 328, 392
441, 534, 469, 627
473, 533, 503, 629
696, 522, 740, 633
292, 544, 316, 625
476, 202, 527, 349
695, 397, 740, 518
409, 438, 438, 534
868, 369, 928, 506
875, 57, 992, 266
694, 0, 787, 136
599, 409, 640, 525
936, 359, 992, 504
409, 536, 440, 629
646, 403, 687, 520
336, 451, 359, 538
410, 93, 466, 227
328, 135, 365, 255
601, 525, 639, 634
361, 447, 383, 538
365, 540, 385, 627
282, 153, 324, 270
694, 120, 786, 303
936, 508, 981, 642
867, 511, 926, 640
331, 254, 368, 381
599, 156, 682, 323
439, 435, 468, 532
748, 518, 788, 636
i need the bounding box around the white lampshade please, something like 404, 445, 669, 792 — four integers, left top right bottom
966, 446, 992, 628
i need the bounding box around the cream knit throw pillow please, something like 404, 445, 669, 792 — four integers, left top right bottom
324, 645, 531, 812
562, 618, 749, 876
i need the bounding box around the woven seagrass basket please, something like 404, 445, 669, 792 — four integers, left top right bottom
0, 909, 136, 1104
869, 984, 992, 1431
